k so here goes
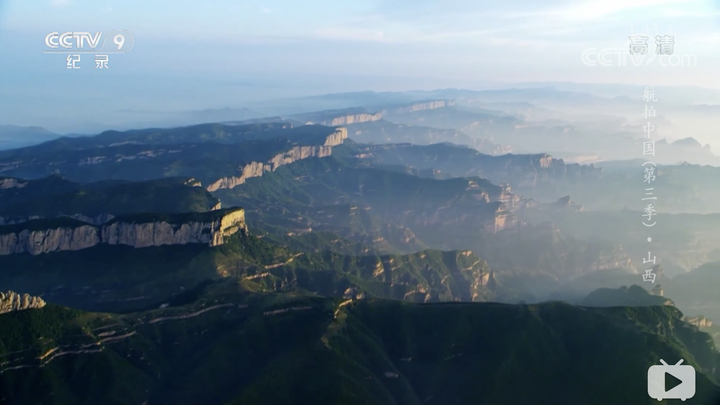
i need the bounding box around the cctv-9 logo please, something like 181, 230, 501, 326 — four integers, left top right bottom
44, 30, 135, 53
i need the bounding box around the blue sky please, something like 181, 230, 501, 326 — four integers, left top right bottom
0, 0, 719, 132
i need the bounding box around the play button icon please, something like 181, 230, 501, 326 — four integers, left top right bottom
665, 370, 683, 392
648, 359, 696, 401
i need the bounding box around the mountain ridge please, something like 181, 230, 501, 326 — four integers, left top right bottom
0, 292, 718, 405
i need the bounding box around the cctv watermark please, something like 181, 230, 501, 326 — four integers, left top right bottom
583, 34, 696, 67
581, 48, 697, 67
44, 31, 135, 69
44, 31, 135, 53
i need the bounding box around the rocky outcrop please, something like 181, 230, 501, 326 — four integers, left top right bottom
0, 208, 247, 256
0, 291, 46, 314
206, 128, 347, 192
322, 127, 348, 146
102, 220, 224, 248
206, 162, 266, 191
490, 183, 526, 210
685, 316, 713, 328
267, 145, 333, 171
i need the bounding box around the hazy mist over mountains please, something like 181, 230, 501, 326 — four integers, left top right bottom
5, 84, 720, 166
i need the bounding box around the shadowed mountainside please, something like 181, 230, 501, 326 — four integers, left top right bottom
0, 291, 718, 405
0, 176, 220, 225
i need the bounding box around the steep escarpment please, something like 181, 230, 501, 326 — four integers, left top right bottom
0, 208, 247, 256
0, 291, 45, 314
294, 108, 383, 126
206, 127, 347, 191
318, 113, 382, 126
321, 127, 348, 147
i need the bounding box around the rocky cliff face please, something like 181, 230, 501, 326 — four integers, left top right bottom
0, 291, 45, 314
0, 208, 247, 256
0, 225, 100, 255
318, 113, 382, 126
322, 128, 348, 146
267, 145, 333, 171
485, 183, 533, 210
206, 128, 347, 192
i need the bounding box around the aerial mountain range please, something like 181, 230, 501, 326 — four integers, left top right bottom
0, 91, 719, 404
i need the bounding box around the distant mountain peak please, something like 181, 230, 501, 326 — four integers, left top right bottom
672, 137, 703, 148
0, 125, 60, 151
582, 284, 674, 307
